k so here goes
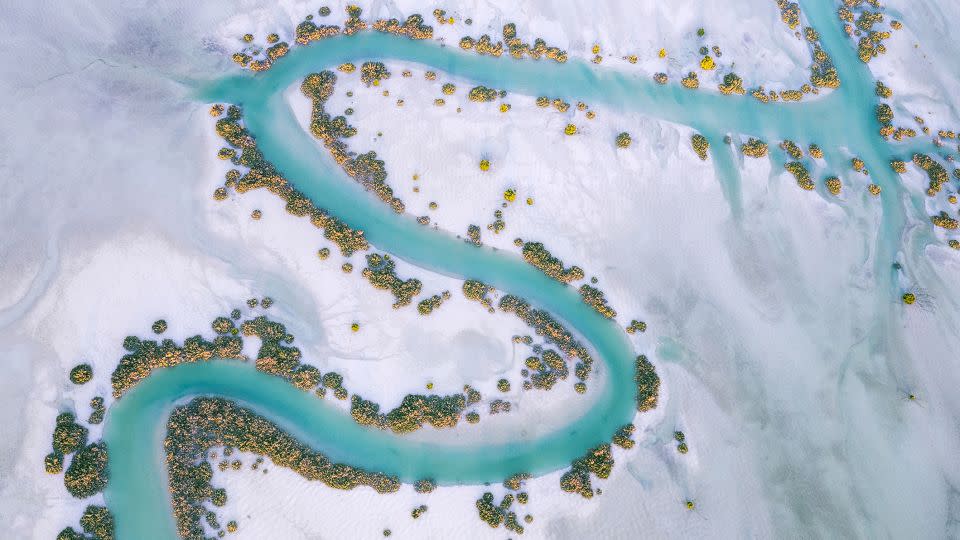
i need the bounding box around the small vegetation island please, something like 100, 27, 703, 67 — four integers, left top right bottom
360, 253, 422, 308
55, 505, 114, 540
691, 133, 710, 160
741, 137, 769, 158
69, 363, 93, 385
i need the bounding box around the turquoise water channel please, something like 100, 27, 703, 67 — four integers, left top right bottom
105, 2, 934, 537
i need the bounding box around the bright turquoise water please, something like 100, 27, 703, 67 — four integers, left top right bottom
105, 2, 935, 537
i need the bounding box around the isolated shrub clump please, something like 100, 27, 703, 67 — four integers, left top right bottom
70, 364, 93, 385
691, 134, 710, 160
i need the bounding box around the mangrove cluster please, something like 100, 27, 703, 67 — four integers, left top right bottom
166, 397, 400, 539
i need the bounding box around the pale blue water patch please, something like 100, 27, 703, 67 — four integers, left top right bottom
104, 5, 952, 537
702, 129, 743, 219
655, 337, 686, 364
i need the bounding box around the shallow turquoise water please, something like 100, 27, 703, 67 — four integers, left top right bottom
104, 3, 935, 537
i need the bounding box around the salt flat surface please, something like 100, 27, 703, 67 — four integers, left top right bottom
1, 1, 959, 539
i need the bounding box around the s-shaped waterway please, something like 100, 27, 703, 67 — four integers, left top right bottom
105, 2, 936, 537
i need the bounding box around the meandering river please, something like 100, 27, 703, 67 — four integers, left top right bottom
104, 2, 934, 537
